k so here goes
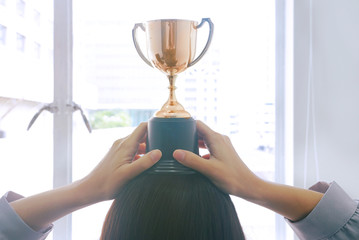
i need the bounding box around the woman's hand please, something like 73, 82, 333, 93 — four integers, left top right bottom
10, 122, 161, 232
173, 120, 259, 200
173, 120, 323, 221
82, 122, 162, 201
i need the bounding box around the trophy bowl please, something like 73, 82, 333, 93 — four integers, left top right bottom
133, 18, 213, 118
132, 18, 213, 173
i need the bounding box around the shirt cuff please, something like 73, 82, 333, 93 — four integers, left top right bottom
286, 181, 358, 240
0, 191, 53, 240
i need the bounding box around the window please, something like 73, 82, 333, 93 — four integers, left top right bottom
185, 88, 197, 92
0, 24, 6, 45
16, 33, 25, 52
16, 0, 25, 17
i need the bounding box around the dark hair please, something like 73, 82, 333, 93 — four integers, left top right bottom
100, 173, 245, 240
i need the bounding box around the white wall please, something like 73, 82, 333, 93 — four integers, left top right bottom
293, 0, 359, 198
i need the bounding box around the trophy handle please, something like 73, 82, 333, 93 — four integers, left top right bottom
188, 18, 214, 67
132, 23, 153, 68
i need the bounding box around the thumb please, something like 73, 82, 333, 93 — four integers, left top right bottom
173, 150, 214, 176
128, 150, 162, 177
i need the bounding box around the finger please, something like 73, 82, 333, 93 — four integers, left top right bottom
126, 150, 162, 177
196, 120, 219, 148
139, 133, 147, 144
202, 153, 210, 159
127, 122, 148, 145
173, 149, 215, 177
137, 143, 147, 154
120, 123, 148, 151
198, 139, 206, 149
196, 120, 215, 139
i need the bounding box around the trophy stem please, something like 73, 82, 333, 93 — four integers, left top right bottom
154, 75, 191, 118
168, 75, 178, 104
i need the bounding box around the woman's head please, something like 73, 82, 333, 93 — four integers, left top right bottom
101, 173, 245, 240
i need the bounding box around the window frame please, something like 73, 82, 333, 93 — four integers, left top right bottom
275, 0, 289, 239
53, 0, 73, 239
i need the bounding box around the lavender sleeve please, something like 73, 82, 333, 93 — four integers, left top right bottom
0, 191, 53, 240
286, 181, 359, 240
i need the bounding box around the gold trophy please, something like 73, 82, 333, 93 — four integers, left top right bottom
132, 18, 213, 173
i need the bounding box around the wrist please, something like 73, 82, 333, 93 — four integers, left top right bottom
234, 175, 268, 204
74, 177, 106, 206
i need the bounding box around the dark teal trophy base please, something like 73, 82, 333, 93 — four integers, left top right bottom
146, 117, 198, 174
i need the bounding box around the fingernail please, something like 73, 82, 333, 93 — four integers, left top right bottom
150, 150, 161, 161
173, 150, 185, 161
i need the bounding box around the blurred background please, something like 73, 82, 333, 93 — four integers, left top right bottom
1, 0, 358, 239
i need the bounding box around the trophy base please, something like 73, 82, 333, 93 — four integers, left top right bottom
146, 117, 198, 174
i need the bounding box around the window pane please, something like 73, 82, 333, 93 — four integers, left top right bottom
0, 98, 53, 196
73, 0, 275, 239
0, 1, 54, 238
0, 1, 53, 102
